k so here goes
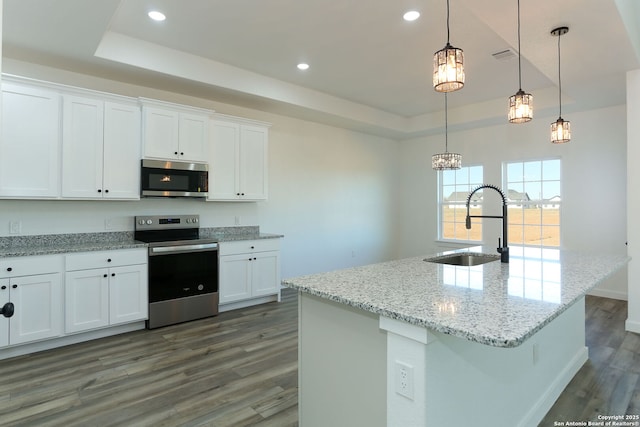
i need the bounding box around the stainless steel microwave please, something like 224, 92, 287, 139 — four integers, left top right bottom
141, 159, 208, 198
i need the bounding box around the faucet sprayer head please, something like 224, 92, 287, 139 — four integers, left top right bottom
465, 215, 471, 229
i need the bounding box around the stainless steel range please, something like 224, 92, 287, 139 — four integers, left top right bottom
134, 214, 219, 329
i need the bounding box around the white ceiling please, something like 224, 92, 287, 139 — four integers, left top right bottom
3, 0, 639, 138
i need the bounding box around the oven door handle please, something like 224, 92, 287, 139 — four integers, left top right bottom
149, 242, 218, 255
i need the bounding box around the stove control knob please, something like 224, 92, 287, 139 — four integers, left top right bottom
138, 219, 145, 225
194, 217, 198, 223
146, 219, 153, 225
198, 284, 204, 291
186, 218, 192, 224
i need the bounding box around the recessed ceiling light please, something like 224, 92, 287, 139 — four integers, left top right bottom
148, 11, 166, 21
297, 63, 310, 71
403, 10, 420, 21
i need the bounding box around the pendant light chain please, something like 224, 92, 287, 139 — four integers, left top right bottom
445, 93, 449, 152
557, 32, 562, 117
446, 0, 451, 45
517, 0, 522, 90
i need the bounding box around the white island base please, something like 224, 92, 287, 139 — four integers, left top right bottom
299, 292, 587, 427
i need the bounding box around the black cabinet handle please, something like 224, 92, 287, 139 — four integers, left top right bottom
1, 285, 6, 290
12, 284, 17, 289
250, 246, 255, 249
98, 189, 102, 193
1, 302, 14, 318
105, 189, 109, 193
180, 152, 184, 156
111, 273, 115, 277
174, 151, 178, 155
6, 267, 12, 272
107, 259, 112, 263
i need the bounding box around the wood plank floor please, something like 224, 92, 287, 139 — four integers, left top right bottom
0, 290, 637, 426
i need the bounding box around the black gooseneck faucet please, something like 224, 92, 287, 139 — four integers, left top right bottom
465, 184, 509, 263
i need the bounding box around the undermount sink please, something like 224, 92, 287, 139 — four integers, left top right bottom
425, 252, 500, 266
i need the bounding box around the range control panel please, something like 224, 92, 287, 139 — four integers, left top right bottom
134, 215, 200, 231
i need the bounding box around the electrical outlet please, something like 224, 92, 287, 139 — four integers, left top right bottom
395, 361, 414, 400
9, 221, 21, 235
235, 216, 241, 225
105, 218, 114, 230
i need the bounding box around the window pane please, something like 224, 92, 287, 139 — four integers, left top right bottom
442, 170, 456, 186
524, 161, 542, 181
469, 166, 483, 185
509, 225, 524, 245
542, 208, 560, 225
525, 181, 542, 201
523, 207, 542, 225
543, 159, 561, 181
541, 226, 560, 247
507, 163, 523, 182
523, 225, 542, 245
542, 181, 560, 200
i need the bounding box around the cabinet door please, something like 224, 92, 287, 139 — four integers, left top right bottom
0, 279, 9, 347
179, 112, 209, 162
239, 125, 268, 200
219, 254, 252, 303
209, 120, 240, 200
65, 269, 109, 333
9, 273, 62, 345
143, 106, 179, 160
61, 95, 105, 199
252, 251, 280, 297
103, 101, 141, 199
109, 264, 148, 325
0, 83, 61, 198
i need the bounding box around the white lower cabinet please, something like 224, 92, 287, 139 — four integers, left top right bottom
219, 239, 281, 306
65, 248, 148, 334
0, 255, 64, 347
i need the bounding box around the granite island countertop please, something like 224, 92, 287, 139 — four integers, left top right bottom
282, 245, 630, 348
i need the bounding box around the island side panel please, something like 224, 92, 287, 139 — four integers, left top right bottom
381, 297, 588, 427
298, 292, 387, 427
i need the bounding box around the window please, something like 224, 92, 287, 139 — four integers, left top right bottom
503, 159, 561, 247
439, 165, 484, 242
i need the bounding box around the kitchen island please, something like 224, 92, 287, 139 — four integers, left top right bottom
282, 246, 630, 427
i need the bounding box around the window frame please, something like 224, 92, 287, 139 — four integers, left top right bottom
502, 158, 562, 248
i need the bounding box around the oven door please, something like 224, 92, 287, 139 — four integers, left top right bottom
146, 242, 219, 329
148, 243, 218, 303
141, 159, 208, 198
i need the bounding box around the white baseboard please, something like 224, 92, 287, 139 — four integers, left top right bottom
518, 346, 589, 427
626, 319, 640, 334
587, 288, 628, 301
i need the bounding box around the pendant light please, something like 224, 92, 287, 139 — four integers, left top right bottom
507, 0, 533, 123
433, 0, 464, 93
432, 93, 462, 170
550, 26, 570, 144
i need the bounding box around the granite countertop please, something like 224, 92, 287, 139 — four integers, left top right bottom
282, 245, 630, 348
0, 226, 283, 258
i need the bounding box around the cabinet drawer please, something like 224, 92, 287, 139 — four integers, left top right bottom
0, 254, 63, 278
66, 248, 147, 271
219, 238, 280, 256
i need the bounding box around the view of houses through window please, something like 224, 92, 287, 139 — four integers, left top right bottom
439, 159, 561, 247
439, 165, 484, 241
504, 159, 561, 247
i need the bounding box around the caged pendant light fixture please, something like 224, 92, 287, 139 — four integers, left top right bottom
433, 0, 464, 93
507, 0, 533, 123
550, 26, 571, 144
432, 93, 462, 170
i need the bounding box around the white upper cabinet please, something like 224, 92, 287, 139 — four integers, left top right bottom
62, 95, 141, 200
209, 115, 270, 201
141, 99, 211, 163
0, 82, 61, 198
